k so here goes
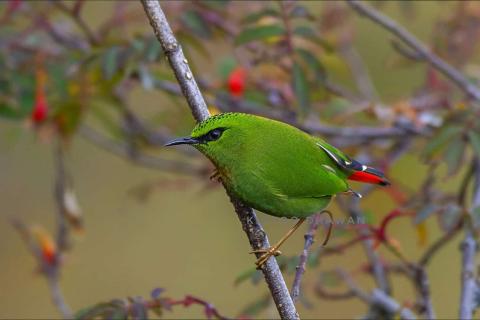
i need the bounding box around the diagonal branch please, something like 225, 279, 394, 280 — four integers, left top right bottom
336, 268, 417, 320
139, 1, 299, 319
347, 0, 480, 102
291, 213, 323, 302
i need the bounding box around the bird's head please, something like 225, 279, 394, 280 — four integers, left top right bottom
165, 113, 250, 165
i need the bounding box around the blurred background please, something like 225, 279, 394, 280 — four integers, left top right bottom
1, 1, 479, 319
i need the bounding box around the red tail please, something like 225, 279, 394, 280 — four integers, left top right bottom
348, 170, 390, 186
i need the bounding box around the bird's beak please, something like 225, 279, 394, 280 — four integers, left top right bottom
164, 136, 199, 146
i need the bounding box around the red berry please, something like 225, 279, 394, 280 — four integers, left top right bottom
31, 92, 48, 123
228, 67, 246, 97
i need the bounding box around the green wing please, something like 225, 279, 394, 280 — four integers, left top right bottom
252, 135, 350, 200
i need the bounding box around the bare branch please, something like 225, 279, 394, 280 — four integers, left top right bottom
79, 125, 203, 176
51, 142, 73, 319
347, 0, 480, 102
152, 78, 426, 141
342, 196, 391, 294
52, 0, 99, 46
419, 220, 461, 267
336, 269, 417, 320
47, 276, 72, 319
140, 1, 299, 319
291, 213, 323, 302
140, 1, 209, 122
459, 158, 480, 319
11, 143, 73, 319
409, 266, 436, 320
339, 44, 378, 101
53, 142, 69, 252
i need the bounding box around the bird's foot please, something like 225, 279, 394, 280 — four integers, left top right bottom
250, 247, 282, 269
209, 170, 221, 182
342, 189, 362, 198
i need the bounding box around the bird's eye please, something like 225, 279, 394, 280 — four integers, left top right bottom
208, 128, 223, 141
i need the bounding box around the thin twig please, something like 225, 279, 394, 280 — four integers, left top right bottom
79, 125, 203, 176
337, 194, 393, 319
47, 276, 72, 319
52, 0, 99, 46
412, 266, 436, 320
459, 158, 480, 319
11, 218, 72, 318
345, 197, 391, 294
153, 78, 426, 140
339, 44, 378, 101
140, 1, 299, 319
347, 0, 480, 102
51, 141, 73, 319
418, 219, 462, 267
291, 213, 323, 302
336, 268, 416, 320
53, 142, 69, 252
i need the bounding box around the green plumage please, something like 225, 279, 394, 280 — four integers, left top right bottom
188, 113, 351, 218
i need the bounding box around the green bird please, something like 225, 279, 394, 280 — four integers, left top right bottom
166, 112, 389, 267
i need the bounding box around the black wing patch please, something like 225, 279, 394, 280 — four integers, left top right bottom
317, 143, 360, 171
316, 142, 386, 177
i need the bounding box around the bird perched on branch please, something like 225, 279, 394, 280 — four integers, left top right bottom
166, 112, 389, 268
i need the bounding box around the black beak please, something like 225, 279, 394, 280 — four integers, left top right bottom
164, 136, 199, 146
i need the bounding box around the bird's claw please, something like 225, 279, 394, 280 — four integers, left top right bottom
250, 247, 282, 269
209, 170, 221, 182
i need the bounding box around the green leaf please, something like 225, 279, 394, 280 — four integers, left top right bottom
414, 204, 439, 225
177, 31, 210, 60
218, 57, 237, 80
151, 304, 163, 318
239, 294, 271, 317
138, 64, 154, 90
145, 37, 162, 62
48, 63, 69, 100
89, 97, 122, 138
200, 0, 229, 10
0, 104, 23, 120
296, 48, 326, 83
130, 38, 146, 53
293, 26, 333, 51
285, 255, 300, 274
75, 302, 122, 320
102, 46, 122, 80
423, 125, 463, 158
243, 90, 269, 106
307, 248, 321, 267
468, 130, 480, 158
181, 10, 211, 38
444, 137, 465, 176
241, 8, 279, 24
234, 267, 258, 286
292, 62, 310, 114
440, 203, 461, 232
108, 308, 128, 320
472, 206, 480, 229
0, 77, 10, 94
319, 270, 341, 287
235, 25, 285, 45
7, 72, 35, 118
293, 26, 316, 38
73, 299, 127, 320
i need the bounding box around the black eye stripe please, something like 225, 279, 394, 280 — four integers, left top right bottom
198, 128, 226, 143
